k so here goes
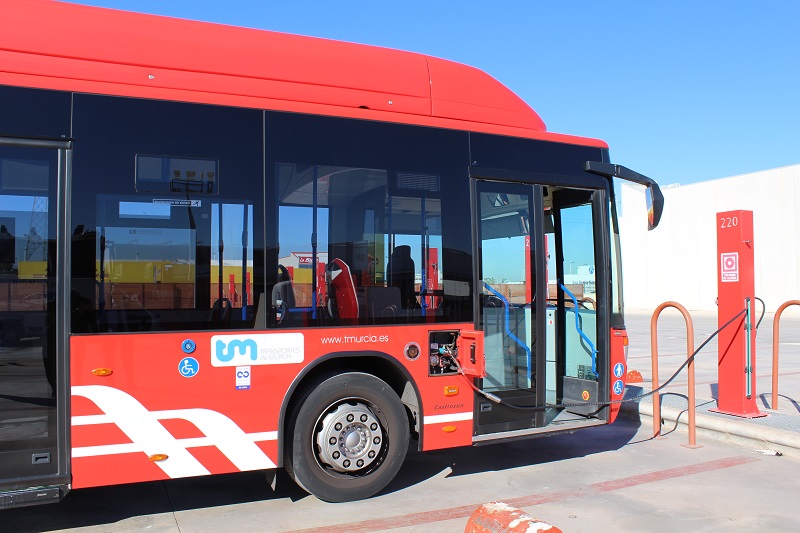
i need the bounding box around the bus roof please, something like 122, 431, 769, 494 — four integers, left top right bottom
2, 0, 607, 148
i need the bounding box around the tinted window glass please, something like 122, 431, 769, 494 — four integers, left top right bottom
70, 95, 263, 332
0, 86, 71, 138
470, 133, 603, 179
0, 144, 59, 475
266, 112, 472, 327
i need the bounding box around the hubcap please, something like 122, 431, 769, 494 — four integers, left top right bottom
316, 402, 384, 473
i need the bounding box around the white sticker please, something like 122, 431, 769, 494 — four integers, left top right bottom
211, 333, 304, 367
721, 252, 739, 282
236, 366, 251, 390
153, 199, 202, 207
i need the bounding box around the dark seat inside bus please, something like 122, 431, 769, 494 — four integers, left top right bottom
209, 297, 232, 325
387, 245, 416, 309
362, 286, 401, 323
272, 264, 297, 323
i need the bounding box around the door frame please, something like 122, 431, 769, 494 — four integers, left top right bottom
0, 136, 72, 493
469, 167, 614, 436
470, 176, 548, 433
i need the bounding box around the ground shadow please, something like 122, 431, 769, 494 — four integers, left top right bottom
652, 392, 715, 437
1, 470, 307, 533
4, 417, 641, 532
616, 386, 716, 443
380, 414, 642, 497
759, 392, 800, 413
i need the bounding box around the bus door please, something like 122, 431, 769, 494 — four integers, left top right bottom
473, 179, 546, 434
0, 137, 72, 506
472, 177, 610, 436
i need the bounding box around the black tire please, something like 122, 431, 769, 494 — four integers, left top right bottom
284, 372, 409, 502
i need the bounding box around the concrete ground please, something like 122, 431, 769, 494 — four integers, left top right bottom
4, 309, 799, 532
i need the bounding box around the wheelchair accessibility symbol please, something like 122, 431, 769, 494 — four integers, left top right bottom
179, 357, 199, 378
613, 379, 624, 396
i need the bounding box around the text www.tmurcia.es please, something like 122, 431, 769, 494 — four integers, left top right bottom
320, 334, 390, 344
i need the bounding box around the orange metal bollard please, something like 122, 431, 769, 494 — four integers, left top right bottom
651, 302, 699, 446
464, 502, 562, 533
771, 300, 800, 410
627, 370, 643, 383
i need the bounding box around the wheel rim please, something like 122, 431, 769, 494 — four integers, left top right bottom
315, 400, 385, 474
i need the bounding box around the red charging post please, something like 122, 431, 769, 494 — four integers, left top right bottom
714, 210, 764, 417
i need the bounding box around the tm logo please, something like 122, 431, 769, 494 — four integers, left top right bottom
215, 339, 258, 363
211, 333, 304, 367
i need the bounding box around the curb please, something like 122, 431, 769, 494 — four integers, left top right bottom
620, 399, 800, 458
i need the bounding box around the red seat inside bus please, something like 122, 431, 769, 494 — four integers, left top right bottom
326, 258, 359, 320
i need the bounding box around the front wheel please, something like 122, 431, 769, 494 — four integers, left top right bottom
285, 372, 409, 502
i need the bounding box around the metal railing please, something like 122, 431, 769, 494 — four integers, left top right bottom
651, 301, 698, 446
771, 300, 800, 409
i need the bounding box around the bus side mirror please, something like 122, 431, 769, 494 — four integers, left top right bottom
645, 183, 664, 231
583, 161, 664, 231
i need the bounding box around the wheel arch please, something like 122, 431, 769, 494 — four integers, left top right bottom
276, 351, 423, 468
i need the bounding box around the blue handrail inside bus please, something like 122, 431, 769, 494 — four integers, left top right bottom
559, 282, 598, 376
483, 282, 532, 381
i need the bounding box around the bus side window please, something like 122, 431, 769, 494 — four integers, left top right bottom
267, 114, 472, 328
69, 95, 264, 333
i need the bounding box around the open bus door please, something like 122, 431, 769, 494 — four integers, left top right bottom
0, 137, 72, 507
471, 172, 612, 439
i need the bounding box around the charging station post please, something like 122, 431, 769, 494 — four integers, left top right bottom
713, 210, 764, 417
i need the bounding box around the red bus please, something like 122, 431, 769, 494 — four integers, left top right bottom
0, 0, 663, 507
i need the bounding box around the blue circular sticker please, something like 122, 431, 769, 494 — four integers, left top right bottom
181, 339, 196, 354
613, 362, 625, 378
179, 357, 199, 378
613, 379, 624, 396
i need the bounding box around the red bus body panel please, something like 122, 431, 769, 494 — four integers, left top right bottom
70, 326, 474, 488
608, 328, 628, 423
1, 0, 606, 148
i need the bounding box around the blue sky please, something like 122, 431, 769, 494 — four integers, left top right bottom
69, 0, 799, 187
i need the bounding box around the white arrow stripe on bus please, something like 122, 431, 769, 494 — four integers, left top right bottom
72, 433, 278, 457
71, 385, 276, 475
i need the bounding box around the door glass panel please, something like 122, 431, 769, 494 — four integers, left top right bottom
0, 145, 58, 478
559, 202, 598, 380
478, 186, 535, 392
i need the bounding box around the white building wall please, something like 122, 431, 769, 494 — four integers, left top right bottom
618, 164, 800, 311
